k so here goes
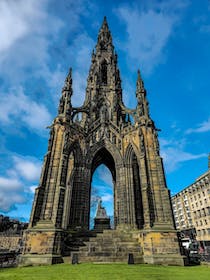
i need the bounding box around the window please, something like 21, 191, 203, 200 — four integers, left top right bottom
101, 60, 107, 84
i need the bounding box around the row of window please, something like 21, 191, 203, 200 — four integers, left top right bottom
197, 228, 210, 236
193, 208, 210, 219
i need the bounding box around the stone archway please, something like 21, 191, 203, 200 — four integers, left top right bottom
90, 147, 116, 230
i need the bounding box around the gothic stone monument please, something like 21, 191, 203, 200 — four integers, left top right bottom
20, 17, 184, 266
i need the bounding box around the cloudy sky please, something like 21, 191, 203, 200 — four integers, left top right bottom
0, 0, 210, 222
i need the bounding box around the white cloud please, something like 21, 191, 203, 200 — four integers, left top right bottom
97, 165, 113, 186
160, 138, 207, 172
0, 155, 41, 212
0, 191, 25, 212
0, 87, 52, 132
69, 34, 95, 107
29, 185, 37, 193
12, 156, 42, 181
0, 177, 22, 191
117, 1, 188, 73
0, 176, 24, 212
101, 194, 113, 202
0, 0, 33, 53
0, 0, 63, 85
186, 118, 210, 134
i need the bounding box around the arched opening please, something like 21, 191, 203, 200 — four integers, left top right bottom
132, 153, 144, 229
90, 148, 116, 230
101, 60, 108, 85
90, 164, 114, 230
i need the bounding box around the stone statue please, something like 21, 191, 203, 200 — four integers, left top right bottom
95, 199, 108, 219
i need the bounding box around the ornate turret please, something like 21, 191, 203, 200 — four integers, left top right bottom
58, 68, 73, 121
135, 70, 151, 122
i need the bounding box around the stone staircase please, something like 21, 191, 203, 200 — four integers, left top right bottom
71, 229, 143, 263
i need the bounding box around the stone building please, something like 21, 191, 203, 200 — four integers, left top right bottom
20, 17, 184, 266
172, 157, 210, 249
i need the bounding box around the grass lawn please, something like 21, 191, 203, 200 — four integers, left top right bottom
0, 263, 210, 280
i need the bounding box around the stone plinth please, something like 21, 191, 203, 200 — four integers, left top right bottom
93, 200, 111, 233
94, 217, 111, 233
19, 221, 63, 266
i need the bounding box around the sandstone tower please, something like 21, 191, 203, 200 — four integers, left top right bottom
20, 17, 184, 266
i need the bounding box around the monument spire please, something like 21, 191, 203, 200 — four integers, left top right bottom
135, 69, 150, 119
96, 16, 113, 53
58, 68, 73, 120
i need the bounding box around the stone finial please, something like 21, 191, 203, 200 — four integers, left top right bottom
136, 69, 144, 92
208, 153, 210, 169
58, 68, 73, 116
96, 16, 113, 52
62, 68, 72, 93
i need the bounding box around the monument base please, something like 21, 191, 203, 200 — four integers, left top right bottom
139, 229, 185, 266
70, 228, 185, 266
19, 225, 185, 266
19, 221, 64, 266
94, 217, 111, 233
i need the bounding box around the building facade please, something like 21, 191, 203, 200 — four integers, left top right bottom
172, 159, 210, 248
20, 17, 184, 266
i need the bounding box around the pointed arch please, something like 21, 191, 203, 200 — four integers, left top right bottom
91, 147, 116, 181
101, 59, 108, 84
124, 142, 140, 165
124, 142, 144, 229
67, 140, 83, 164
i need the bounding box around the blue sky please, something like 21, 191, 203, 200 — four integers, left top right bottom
0, 0, 210, 222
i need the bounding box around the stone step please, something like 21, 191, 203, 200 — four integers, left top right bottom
79, 248, 141, 255
87, 236, 138, 243
81, 251, 142, 257
83, 242, 140, 249
70, 230, 143, 264
70, 254, 144, 264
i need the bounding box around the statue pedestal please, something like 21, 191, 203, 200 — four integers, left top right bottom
93, 200, 111, 233
94, 217, 111, 233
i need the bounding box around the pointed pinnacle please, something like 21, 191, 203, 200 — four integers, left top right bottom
208, 153, 210, 169
62, 68, 73, 93
99, 16, 110, 34
136, 69, 144, 91
102, 16, 108, 28
67, 67, 72, 78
